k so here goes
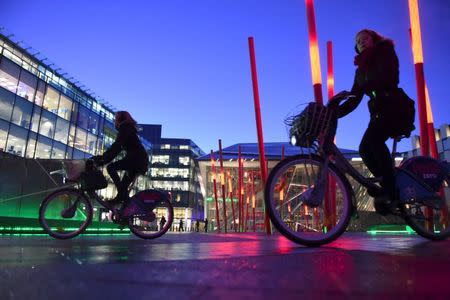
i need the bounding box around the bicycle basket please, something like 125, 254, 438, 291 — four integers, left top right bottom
286, 102, 336, 148
79, 167, 108, 191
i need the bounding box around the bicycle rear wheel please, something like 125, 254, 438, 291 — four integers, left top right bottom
39, 188, 93, 239
265, 154, 352, 246
401, 176, 450, 240
128, 195, 174, 239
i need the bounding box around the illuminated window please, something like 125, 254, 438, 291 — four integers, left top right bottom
0, 88, 15, 122
58, 94, 72, 121
88, 112, 99, 134
43, 86, 60, 114
86, 133, 97, 155
5, 124, 27, 157
11, 96, 32, 129
161, 144, 170, 149
39, 110, 56, 139
54, 117, 70, 144
179, 156, 190, 166
30, 106, 41, 133
180, 145, 189, 150
17, 69, 37, 101
51, 141, 66, 159
151, 180, 189, 191
25, 132, 37, 158
0, 119, 9, 152
0, 57, 20, 93
152, 155, 170, 164
151, 168, 189, 178
74, 127, 87, 152
77, 105, 90, 130
34, 80, 45, 107
35, 135, 52, 159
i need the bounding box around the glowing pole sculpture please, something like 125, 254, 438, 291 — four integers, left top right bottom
306, 0, 332, 229
408, 0, 437, 230
305, 0, 323, 104
238, 146, 244, 232
248, 37, 272, 234
210, 150, 221, 232
408, 0, 429, 156
228, 171, 237, 232
218, 139, 227, 233
251, 171, 256, 232
326, 41, 337, 229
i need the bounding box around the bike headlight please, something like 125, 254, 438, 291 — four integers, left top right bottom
290, 135, 297, 146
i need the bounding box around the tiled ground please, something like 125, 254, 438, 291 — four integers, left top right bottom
1, 232, 449, 299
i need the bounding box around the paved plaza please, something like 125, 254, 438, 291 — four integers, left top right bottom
1, 232, 450, 299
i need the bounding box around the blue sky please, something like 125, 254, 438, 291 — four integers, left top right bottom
1, 0, 449, 153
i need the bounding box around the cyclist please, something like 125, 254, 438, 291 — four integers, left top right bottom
93, 111, 149, 210
333, 29, 414, 215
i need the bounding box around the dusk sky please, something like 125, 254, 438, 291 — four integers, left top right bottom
1, 0, 449, 153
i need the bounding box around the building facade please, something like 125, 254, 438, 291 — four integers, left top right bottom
196, 142, 408, 232
140, 125, 206, 231
406, 124, 450, 161
0, 33, 154, 228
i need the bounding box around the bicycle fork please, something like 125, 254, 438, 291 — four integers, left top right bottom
299, 156, 330, 207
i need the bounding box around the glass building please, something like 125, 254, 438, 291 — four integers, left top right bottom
0, 32, 153, 230
0, 33, 122, 159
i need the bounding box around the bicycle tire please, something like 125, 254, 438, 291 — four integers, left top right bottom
39, 188, 93, 239
265, 154, 353, 246
401, 176, 450, 241
128, 194, 174, 239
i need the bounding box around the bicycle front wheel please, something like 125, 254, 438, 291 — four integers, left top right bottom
265, 154, 352, 246
401, 176, 450, 240
128, 194, 174, 239
39, 188, 93, 239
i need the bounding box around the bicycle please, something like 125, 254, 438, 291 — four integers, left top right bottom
39, 159, 174, 239
264, 96, 450, 246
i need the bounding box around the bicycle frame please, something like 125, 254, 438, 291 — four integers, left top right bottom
327, 143, 381, 192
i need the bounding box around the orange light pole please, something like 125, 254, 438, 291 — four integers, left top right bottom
305, 0, 323, 104
227, 170, 237, 232
210, 150, 221, 232
408, 0, 429, 156
251, 171, 256, 232
408, 1, 437, 230
218, 139, 227, 233
238, 146, 245, 232
327, 41, 337, 229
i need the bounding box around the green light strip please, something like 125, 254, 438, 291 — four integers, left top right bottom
367, 225, 416, 235
0, 226, 130, 233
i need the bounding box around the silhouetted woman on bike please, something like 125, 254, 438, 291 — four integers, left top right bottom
334, 29, 414, 214
94, 111, 149, 208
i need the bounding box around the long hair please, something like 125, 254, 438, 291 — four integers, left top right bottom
354, 29, 390, 54
114, 111, 137, 129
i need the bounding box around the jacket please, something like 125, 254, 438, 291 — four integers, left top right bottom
102, 122, 149, 172
338, 39, 399, 118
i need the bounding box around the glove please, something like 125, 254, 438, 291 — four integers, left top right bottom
330, 90, 351, 103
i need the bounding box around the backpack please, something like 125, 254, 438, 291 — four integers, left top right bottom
375, 88, 415, 138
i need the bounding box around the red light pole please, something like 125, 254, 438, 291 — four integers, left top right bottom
326, 41, 337, 229
305, 0, 323, 104
248, 37, 271, 234
408, 0, 429, 156
210, 150, 221, 232
218, 139, 227, 233
238, 146, 243, 232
